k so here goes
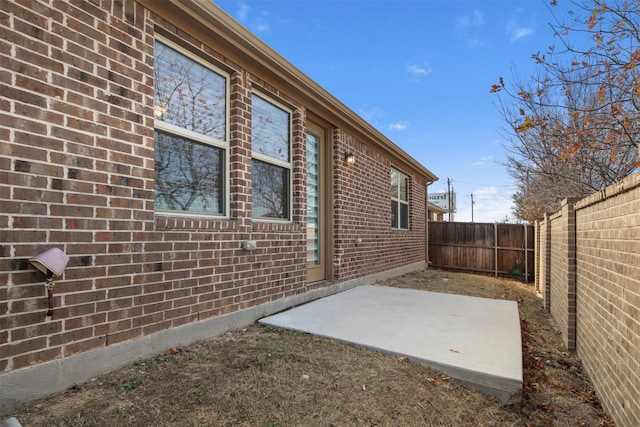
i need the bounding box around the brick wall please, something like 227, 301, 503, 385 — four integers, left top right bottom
1, 0, 157, 370
535, 172, 640, 427
547, 198, 578, 351
534, 214, 551, 309
0, 0, 431, 411
573, 173, 640, 427
332, 129, 427, 283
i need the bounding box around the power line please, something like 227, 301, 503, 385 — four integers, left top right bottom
449, 179, 516, 188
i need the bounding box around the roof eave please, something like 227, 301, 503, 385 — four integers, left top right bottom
139, 0, 438, 183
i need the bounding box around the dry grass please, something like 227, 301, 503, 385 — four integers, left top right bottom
10, 270, 613, 426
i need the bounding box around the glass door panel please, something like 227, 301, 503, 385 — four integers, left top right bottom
306, 132, 320, 265
306, 123, 326, 283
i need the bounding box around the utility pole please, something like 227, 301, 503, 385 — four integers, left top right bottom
451, 186, 455, 221
447, 178, 451, 222
470, 193, 475, 222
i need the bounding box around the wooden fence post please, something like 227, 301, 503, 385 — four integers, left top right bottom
524, 223, 528, 282
494, 222, 498, 276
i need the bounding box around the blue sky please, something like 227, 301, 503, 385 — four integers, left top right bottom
216, 0, 562, 222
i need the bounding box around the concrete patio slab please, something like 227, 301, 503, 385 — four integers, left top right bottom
259, 284, 522, 404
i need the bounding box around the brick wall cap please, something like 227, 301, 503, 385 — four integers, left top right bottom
574, 172, 640, 211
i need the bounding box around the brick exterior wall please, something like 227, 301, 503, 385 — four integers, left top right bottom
1, 0, 158, 370
0, 0, 433, 412
535, 172, 640, 427
332, 129, 427, 282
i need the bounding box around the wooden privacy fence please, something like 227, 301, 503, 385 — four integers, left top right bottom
428, 222, 535, 282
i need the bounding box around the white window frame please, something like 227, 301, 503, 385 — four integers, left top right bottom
251, 92, 293, 222
391, 168, 410, 230
153, 36, 230, 218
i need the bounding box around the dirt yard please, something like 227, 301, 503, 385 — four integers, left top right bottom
9, 270, 613, 426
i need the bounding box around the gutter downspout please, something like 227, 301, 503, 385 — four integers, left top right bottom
426, 180, 435, 268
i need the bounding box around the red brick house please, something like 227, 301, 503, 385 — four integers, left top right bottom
0, 0, 437, 412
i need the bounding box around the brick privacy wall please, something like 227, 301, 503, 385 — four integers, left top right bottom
535, 172, 640, 427
534, 215, 551, 310
547, 199, 577, 350
534, 218, 540, 292
332, 129, 426, 283
0, 0, 428, 377
573, 172, 640, 427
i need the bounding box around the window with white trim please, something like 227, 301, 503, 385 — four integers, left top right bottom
251, 93, 292, 220
391, 168, 409, 229
153, 39, 228, 215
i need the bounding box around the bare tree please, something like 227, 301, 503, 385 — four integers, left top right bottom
493, 0, 640, 221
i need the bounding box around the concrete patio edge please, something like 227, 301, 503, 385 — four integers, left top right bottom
260, 284, 523, 405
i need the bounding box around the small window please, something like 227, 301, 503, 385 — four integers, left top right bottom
251, 94, 291, 220
391, 169, 409, 229
153, 39, 228, 215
